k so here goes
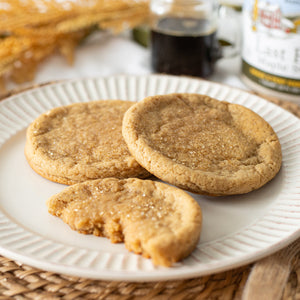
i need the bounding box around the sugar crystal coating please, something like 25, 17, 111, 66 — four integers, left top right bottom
122, 93, 282, 196
47, 178, 202, 267
25, 100, 150, 184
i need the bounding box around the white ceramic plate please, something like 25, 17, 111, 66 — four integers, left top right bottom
0, 74, 299, 281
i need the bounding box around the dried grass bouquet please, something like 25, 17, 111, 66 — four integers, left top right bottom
0, 0, 149, 92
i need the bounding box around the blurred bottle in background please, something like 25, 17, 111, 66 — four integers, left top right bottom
150, 0, 240, 78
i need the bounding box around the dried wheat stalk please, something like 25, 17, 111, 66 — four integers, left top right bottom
0, 0, 150, 92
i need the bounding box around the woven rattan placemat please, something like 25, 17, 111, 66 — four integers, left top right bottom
0, 83, 299, 299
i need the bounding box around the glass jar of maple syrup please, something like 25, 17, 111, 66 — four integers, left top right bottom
150, 0, 239, 78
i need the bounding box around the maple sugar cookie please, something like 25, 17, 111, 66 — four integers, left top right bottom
25, 100, 150, 185
47, 177, 202, 267
122, 93, 282, 196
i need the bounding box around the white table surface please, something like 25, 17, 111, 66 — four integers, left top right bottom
7, 31, 249, 92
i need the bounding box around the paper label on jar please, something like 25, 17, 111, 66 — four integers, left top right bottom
242, 0, 300, 95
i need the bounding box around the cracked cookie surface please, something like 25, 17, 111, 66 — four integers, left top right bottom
122, 93, 282, 196
25, 100, 150, 185
47, 177, 202, 267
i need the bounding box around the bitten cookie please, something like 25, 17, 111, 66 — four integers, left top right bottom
47, 177, 202, 267
122, 93, 282, 196
25, 100, 150, 185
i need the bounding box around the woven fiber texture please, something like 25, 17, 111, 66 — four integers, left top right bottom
0, 258, 250, 300
0, 247, 298, 299
0, 83, 299, 300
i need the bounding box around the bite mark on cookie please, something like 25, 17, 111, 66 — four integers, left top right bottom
47, 178, 202, 267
